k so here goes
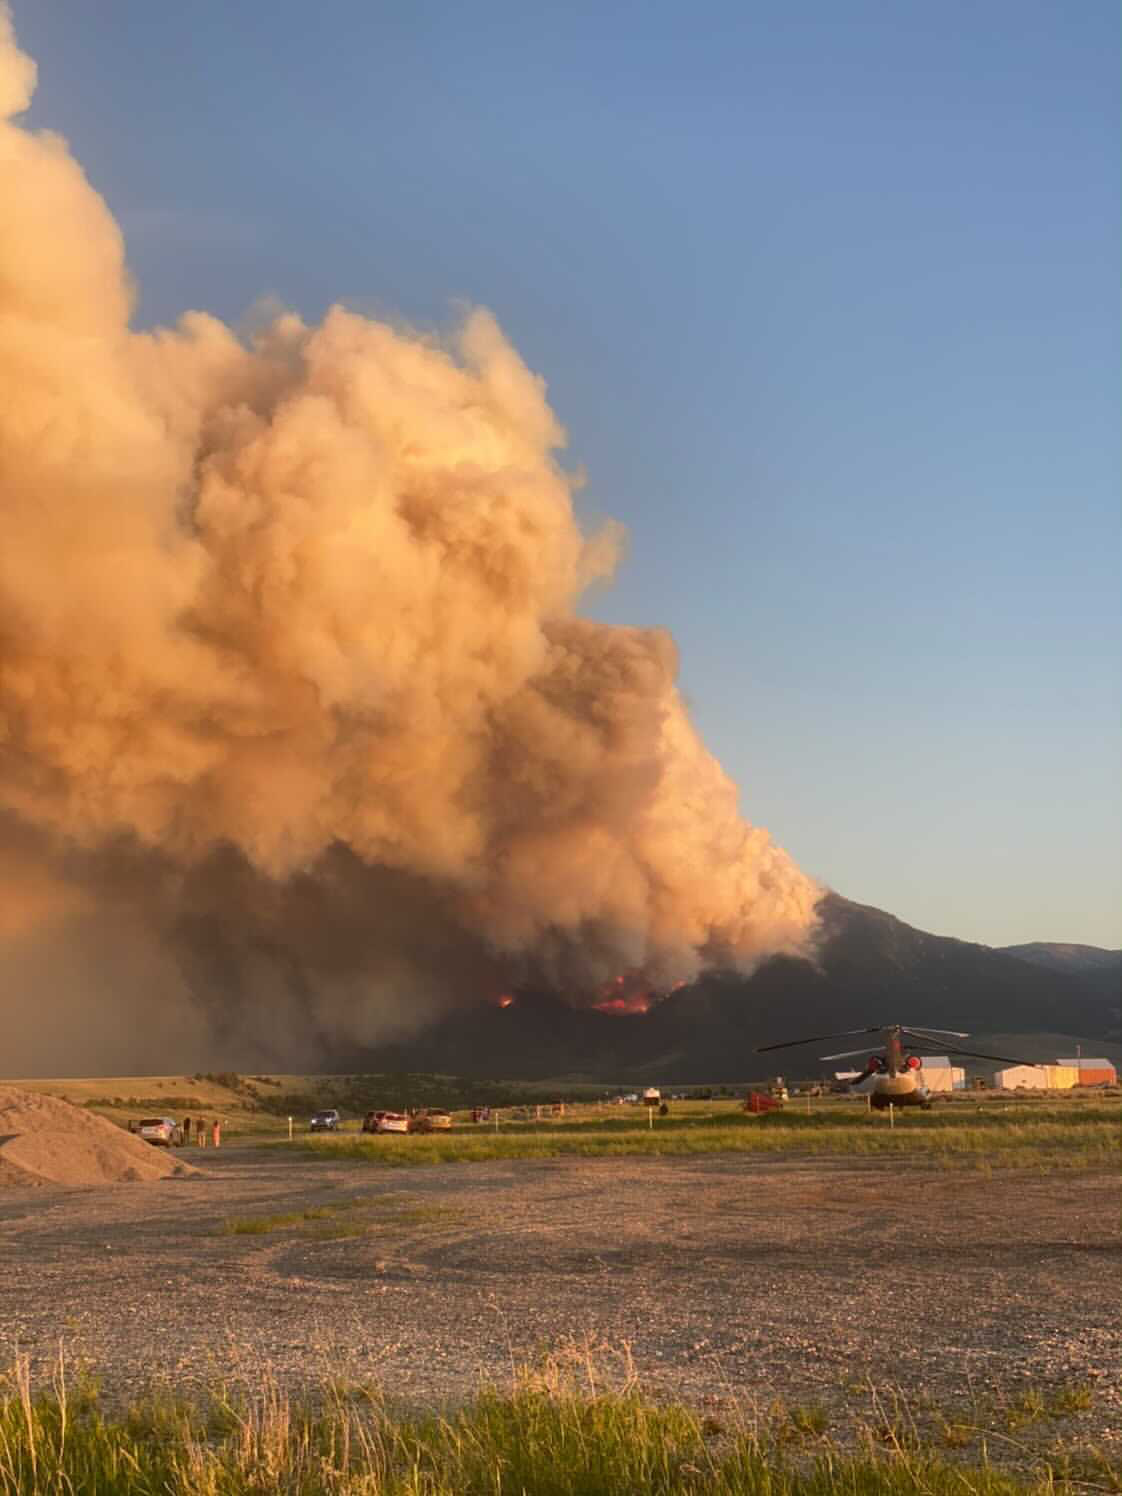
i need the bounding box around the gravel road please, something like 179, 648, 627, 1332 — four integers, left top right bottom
2, 1147, 1118, 1447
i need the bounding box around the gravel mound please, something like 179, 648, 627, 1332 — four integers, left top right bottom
0, 1087, 198, 1188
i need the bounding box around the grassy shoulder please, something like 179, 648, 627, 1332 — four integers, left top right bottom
0, 1361, 1115, 1495
284, 1103, 1120, 1171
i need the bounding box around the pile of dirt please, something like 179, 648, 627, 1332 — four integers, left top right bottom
0, 1087, 199, 1189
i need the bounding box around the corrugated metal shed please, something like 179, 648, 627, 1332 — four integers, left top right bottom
994, 1064, 1078, 1089
1057, 1059, 1117, 1085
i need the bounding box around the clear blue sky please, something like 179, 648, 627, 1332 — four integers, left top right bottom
17, 0, 1120, 946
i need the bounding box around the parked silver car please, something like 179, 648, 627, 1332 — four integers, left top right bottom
309, 1109, 341, 1132
135, 1117, 182, 1147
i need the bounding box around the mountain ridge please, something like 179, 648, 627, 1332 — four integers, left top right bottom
348, 893, 1121, 1083
997, 942, 1122, 974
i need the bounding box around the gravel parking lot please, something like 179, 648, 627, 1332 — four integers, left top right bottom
2, 1146, 1118, 1444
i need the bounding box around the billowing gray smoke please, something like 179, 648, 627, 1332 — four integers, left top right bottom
0, 9, 819, 1074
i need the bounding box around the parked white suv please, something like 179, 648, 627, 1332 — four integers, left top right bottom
135, 1117, 182, 1147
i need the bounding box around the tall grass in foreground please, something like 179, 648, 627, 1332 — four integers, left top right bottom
292, 1107, 1120, 1171
0, 1359, 1114, 1495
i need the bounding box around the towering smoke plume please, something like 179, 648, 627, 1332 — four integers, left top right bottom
0, 10, 819, 1073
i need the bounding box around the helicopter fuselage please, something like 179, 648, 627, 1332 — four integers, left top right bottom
852, 1028, 931, 1107
866, 1074, 929, 1108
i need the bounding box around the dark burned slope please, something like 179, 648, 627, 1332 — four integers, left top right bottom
357, 894, 1122, 1082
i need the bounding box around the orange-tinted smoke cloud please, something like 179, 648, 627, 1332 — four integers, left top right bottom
0, 11, 819, 1065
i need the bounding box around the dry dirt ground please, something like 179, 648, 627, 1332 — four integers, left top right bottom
2, 1147, 1119, 1445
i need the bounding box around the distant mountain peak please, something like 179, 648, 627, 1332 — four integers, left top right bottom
999, 942, 1122, 974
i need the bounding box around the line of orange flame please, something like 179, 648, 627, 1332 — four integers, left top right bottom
492, 975, 688, 1014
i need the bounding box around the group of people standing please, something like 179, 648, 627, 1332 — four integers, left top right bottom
182, 1117, 221, 1147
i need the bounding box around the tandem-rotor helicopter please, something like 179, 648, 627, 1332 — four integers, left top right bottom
755, 1025, 1032, 1110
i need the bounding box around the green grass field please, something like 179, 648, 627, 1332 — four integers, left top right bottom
290, 1102, 1119, 1171
1, 1360, 1115, 1495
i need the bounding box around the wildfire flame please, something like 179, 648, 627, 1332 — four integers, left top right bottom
588, 971, 691, 1015
592, 994, 652, 1015
591, 972, 653, 1015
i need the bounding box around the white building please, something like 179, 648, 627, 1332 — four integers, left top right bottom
917, 1056, 965, 1091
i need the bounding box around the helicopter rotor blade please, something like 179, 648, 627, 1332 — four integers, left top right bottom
755, 1027, 884, 1054
900, 1027, 970, 1041
899, 1029, 970, 1049
819, 1047, 886, 1061
899, 1033, 1039, 1066
934, 1045, 1039, 1066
